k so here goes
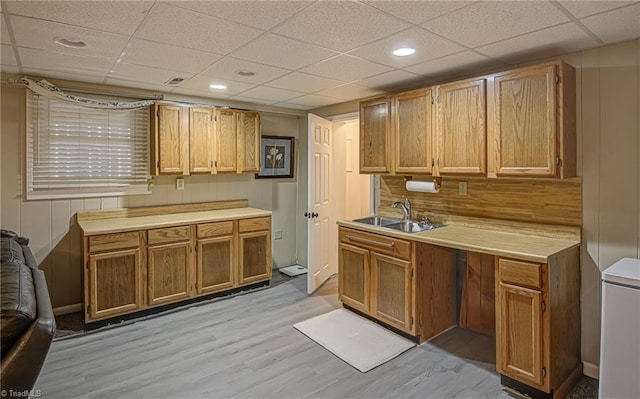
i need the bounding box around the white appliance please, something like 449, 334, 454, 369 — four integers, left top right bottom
599, 257, 640, 399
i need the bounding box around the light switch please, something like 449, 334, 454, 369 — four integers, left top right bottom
176, 178, 185, 191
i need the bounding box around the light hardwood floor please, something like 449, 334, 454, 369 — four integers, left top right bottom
36, 275, 510, 399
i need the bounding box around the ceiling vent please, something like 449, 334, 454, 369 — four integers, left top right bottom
164, 77, 186, 86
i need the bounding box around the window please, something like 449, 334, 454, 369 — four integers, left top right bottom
26, 91, 150, 199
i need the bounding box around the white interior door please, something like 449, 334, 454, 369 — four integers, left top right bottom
307, 113, 335, 294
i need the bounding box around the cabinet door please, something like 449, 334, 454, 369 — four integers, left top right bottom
196, 236, 235, 294
360, 97, 391, 174
147, 242, 191, 306
216, 109, 238, 173
155, 104, 188, 175
371, 252, 414, 333
238, 230, 271, 285
436, 79, 486, 175
394, 88, 433, 174
496, 282, 544, 388
88, 248, 142, 320
189, 107, 214, 174
338, 243, 370, 314
237, 111, 261, 173
492, 65, 557, 177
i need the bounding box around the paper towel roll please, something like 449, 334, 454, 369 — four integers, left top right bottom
406, 180, 439, 193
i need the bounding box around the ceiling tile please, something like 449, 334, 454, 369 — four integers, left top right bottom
355, 70, 426, 91
135, 3, 262, 55
200, 57, 290, 85
265, 72, 343, 93
316, 84, 384, 101
109, 62, 193, 86
171, 87, 232, 100
103, 78, 173, 94
273, 1, 409, 52
21, 67, 106, 84
404, 51, 504, 80
477, 23, 599, 64
230, 34, 338, 70
227, 95, 278, 106
349, 27, 465, 68
5, 1, 153, 35
179, 74, 256, 96
301, 55, 392, 82
166, 1, 314, 30
581, 3, 640, 44
237, 86, 304, 102
424, 2, 569, 48
363, 1, 474, 24
1, 14, 11, 44
19, 47, 113, 77
559, 1, 636, 18
1, 44, 17, 66
284, 94, 343, 108
121, 39, 221, 74
10, 15, 128, 60
272, 102, 314, 110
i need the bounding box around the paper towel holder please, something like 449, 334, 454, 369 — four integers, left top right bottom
403, 175, 442, 190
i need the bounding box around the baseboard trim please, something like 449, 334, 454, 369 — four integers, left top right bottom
53, 303, 82, 316
583, 361, 599, 379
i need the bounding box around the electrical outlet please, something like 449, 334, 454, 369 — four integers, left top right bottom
274, 230, 283, 240
459, 182, 467, 195
176, 178, 184, 191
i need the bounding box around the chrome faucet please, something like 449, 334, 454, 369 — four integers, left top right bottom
391, 196, 411, 220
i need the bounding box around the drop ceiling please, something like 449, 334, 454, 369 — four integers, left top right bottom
1, 1, 639, 110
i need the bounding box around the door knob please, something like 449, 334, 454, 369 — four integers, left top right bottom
311, 212, 318, 218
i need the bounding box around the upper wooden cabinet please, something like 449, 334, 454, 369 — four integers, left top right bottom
358, 60, 575, 179
435, 78, 486, 175
189, 107, 215, 174
237, 111, 261, 173
393, 88, 433, 174
151, 103, 189, 175
216, 109, 261, 174
152, 105, 261, 176
360, 97, 391, 174
488, 62, 576, 178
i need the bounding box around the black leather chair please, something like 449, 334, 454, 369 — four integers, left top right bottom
1, 233, 56, 393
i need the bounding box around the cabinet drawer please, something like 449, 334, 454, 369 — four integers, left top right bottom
339, 228, 411, 260
197, 221, 234, 238
148, 226, 191, 246
239, 217, 270, 233
89, 232, 140, 253
498, 258, 542, 289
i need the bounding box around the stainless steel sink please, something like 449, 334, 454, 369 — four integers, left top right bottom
352, 216, 402, 226
384, 220, 446, 233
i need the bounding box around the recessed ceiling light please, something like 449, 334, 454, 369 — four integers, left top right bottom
237, 70, 255, 77
392, 47, 415, 57
209, 84, 227, 90
54, 37, 87, 48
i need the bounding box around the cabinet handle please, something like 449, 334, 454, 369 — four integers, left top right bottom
345, 234, 395, 248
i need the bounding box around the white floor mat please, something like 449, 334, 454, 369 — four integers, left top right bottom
294, 308, 415, 373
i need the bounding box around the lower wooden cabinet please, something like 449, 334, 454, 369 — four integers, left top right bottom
371, 252, 413, 332
495, 254, 581, 397
338, 227, 415, 334
238, 216, 272, 285
83, 215, 272, 323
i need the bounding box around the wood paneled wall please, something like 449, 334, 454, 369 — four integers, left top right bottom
379, 176, 582, 227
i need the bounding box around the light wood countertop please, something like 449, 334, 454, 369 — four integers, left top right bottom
79, 207, 271, 236
338, 220, 579, 263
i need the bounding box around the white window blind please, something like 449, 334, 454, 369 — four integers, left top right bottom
26, 91, 151, 199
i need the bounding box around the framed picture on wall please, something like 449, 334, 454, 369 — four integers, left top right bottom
255, 135, 295, 179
